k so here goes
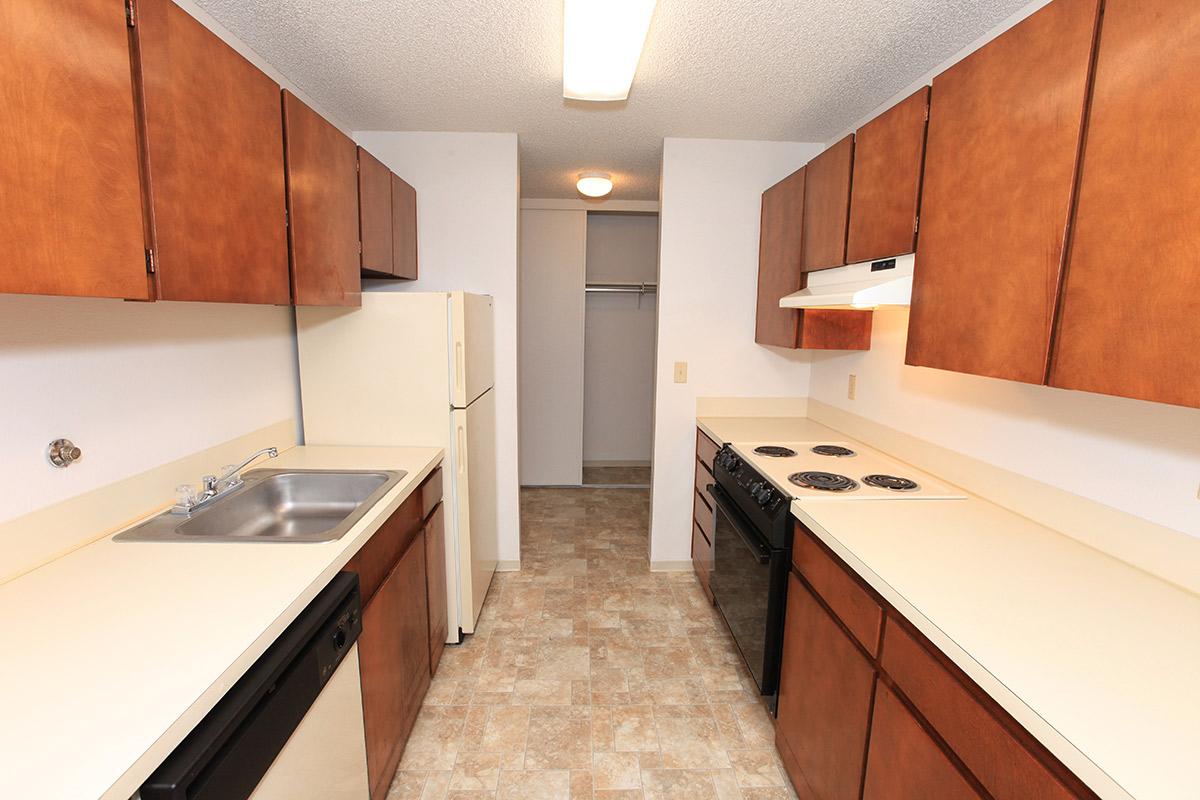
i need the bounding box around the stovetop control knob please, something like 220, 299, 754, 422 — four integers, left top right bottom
755, 485, 776, 506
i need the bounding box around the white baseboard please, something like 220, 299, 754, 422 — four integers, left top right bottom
583, 460, 652, 468
495, 560, 521, 572
650, 560, 694, 572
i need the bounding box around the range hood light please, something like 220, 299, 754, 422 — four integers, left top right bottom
563, 0, 658, 102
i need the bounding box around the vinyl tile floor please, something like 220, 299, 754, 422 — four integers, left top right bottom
387, 487, 797, 800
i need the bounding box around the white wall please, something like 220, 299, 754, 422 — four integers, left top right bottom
352, 131, 522, 564
809, 308, 1200, 538
0, 0, 351, 526
584, 213, 659, 464
518, 209, 586, 485
0, 296, 299, 523
650, 138, 824, 565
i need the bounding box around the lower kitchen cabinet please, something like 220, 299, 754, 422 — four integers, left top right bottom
424, 502, 448, 674
776, 571, 876, 800
692, 429, 718, 601
862, 682, 982, 800
777, 522, 1101, 800
359, 527, 430, 799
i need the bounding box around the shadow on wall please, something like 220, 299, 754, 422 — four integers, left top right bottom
807, 306, 1200, 462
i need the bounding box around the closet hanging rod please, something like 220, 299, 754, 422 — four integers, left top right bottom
585, 281, 658, 295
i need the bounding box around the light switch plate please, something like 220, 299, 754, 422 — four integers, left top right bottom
674, 362, 688, 384
847, 374, 857, 400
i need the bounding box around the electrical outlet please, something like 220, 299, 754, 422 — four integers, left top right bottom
674, 362, 688, 384
847, 374, 857, 400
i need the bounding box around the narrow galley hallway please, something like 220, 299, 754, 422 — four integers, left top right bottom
389, 487, 798, 799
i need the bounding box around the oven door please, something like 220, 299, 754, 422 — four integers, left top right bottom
707, 483, 788, 700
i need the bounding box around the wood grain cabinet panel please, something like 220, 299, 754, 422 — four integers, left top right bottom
801, 135, 854, 272
0, 0, 149, 300
797, 309, 873, 351
696, 430, 719, 472
882, 620, 1086, 800
358, 147, 393, 276
862, 682, 983, 800
283, 90, 362, 307
424, 502, 447, 675
755, 167, 806, 346
1049, 0, 1200, 408
136, 0, 290, 304
391, 174, 419, 280
776, 572, 876, 800
905, 0, 1100, 384
344, 491, 423, 606
359, 529, 430, 799
792, 523, 883, 655
847, 87, 929, 263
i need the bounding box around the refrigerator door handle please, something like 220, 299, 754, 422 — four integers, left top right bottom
457, 425, 466, 473
455, 342, 465, 398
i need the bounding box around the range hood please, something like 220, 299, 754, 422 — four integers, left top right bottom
780, 253, 915, 309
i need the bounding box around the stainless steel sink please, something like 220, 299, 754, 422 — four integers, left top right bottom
114, 469, 406, 543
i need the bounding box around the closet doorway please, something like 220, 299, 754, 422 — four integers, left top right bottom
581, 212, 658, 488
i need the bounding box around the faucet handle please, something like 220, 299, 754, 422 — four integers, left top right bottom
175, 484, 198, 508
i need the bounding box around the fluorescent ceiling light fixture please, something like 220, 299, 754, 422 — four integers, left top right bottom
563, 0, 657, 101
577, 172, 613, 197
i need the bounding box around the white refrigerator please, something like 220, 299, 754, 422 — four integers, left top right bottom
295, 292, 498, 640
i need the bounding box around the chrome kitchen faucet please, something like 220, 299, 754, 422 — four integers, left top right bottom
173, 447, 279, 515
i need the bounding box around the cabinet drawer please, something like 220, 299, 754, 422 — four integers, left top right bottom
694, 460, 714, 506
420, 467, 443, 520
882, 620, 1086, 800
693, 491, 714, 543
346, 492, 423, 605
692, 522, 713, 572
792, 523, 882, 655
696, 429, 719, 471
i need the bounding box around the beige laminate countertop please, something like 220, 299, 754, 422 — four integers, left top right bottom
697, 415, 1199, 800
0, 445, 443, 800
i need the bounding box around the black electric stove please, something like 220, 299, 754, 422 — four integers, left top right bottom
705, 445, 793, 713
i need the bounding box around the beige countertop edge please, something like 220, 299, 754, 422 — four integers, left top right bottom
793, 506, 1134, 800
0, 445, 443, 800
696, 415, 838, 445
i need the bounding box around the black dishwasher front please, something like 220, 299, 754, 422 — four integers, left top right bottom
139, 572, 362, 800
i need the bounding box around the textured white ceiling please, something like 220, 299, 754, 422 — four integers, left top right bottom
191, 0, 1032, 200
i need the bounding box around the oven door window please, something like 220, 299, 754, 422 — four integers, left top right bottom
709, 493, 773, 693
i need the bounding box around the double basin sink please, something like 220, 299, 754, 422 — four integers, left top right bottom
115, 469, 407, 543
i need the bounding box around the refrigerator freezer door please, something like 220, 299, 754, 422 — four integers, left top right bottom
450, 390, 498, 634
450, 292, 495, 408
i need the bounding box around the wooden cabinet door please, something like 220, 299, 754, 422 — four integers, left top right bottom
391, 174, 418, 280
0, 0, 149, 300
424, 503, 448, 675
801, 135, 854, 272
863, 682, 982, 800
1050, 0, 1200, 408
136, 0, 290, 304
358, 147, 393, 276
776, 572, 875, 800
847, 87, 929, 263
906, 0, 1100, 384
283, 90, 362, 307
359, 531, 431, 799
755, 167, 806, 347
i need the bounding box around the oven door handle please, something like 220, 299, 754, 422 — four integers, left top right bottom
708, 484, 772, 565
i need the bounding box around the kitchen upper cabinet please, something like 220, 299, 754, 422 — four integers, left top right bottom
862, 683, 983, 800
905, 0, 1101, 384
391, 174, 419, 280
136, 0, 290, 304
756, 168, 806, 347
801, 135, 854, 272
358, 147, 394, 276
283, 90, 362, 307
0, 0, 149, 300
424, 502, 448, 674
846, 87, 929, 263
1049, 0, 1200, 408
776, 572, 876, 800
359, 527, 430, 799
